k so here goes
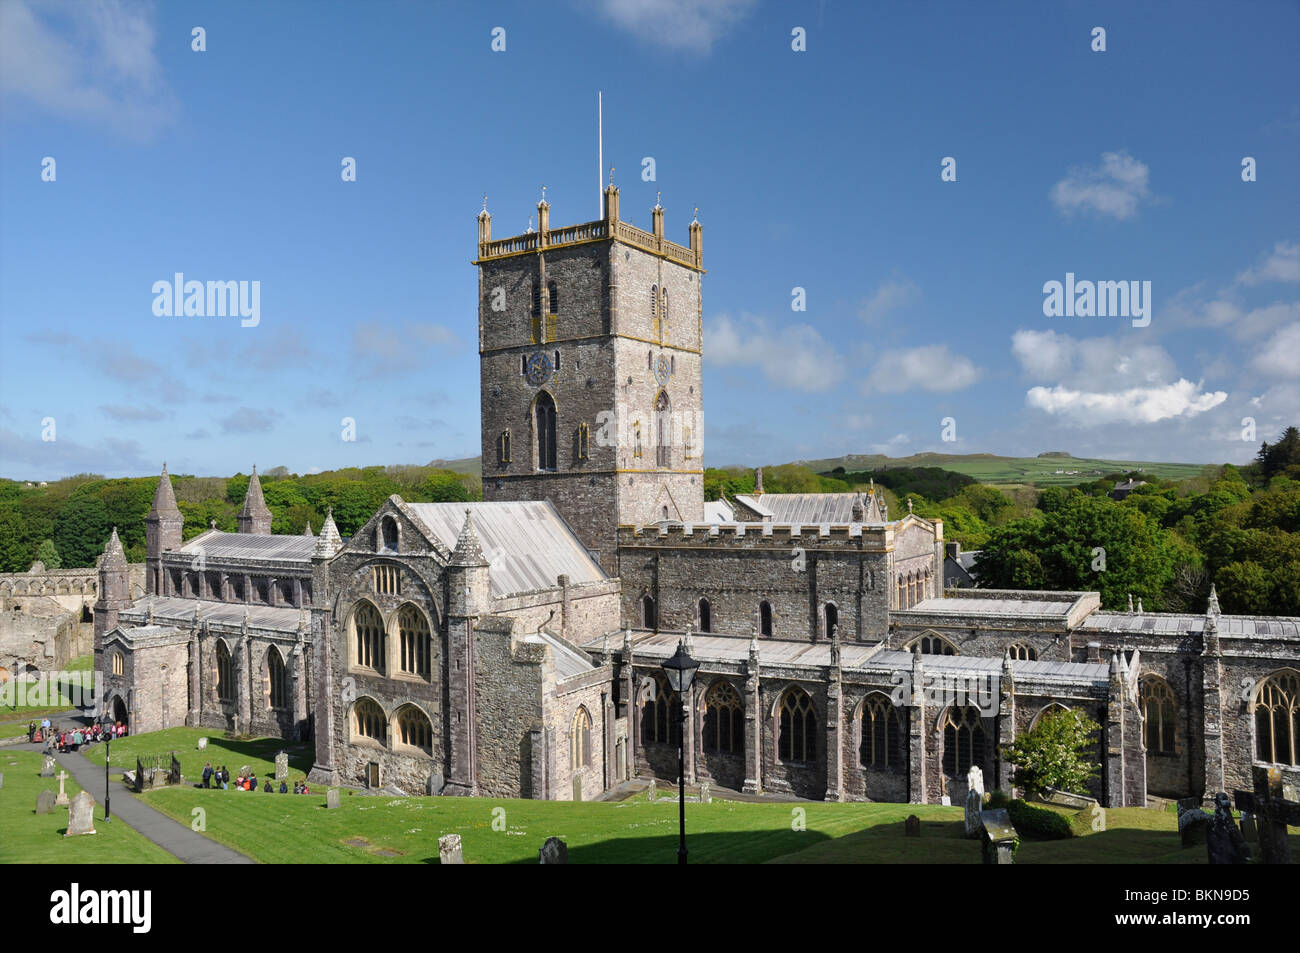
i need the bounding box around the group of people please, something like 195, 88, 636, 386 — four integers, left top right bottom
201, 761, 310, 795
29, 716, 127, 752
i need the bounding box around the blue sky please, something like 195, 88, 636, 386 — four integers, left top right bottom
2, 0, 1298, 481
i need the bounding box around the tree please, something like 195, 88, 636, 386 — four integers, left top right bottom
417, 471, 472, 503
1001, 708, 1101, 798
1256, 426, 1300, 480
52, 495, 112, 568
35, 539, 61, 569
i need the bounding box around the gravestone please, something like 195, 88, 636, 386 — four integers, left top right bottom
41, 756, 56, 777
572, 775, 582, 802
904, 814, 920, 837
426, 770, 443, 796
700, 781, 711, 804
438, 833, 463, 864
1205, 792, 1250, 865
275, 751, 289, 781
197, 737, 208, 750
65, 790, 96, 837
1233, 765, 1299, 865
54, 770, 70, 806
979, 808, 1018, 864
36, 789, 55, 814
1177, 798, 1211, 847
326, 789, 340, 809
133, 757, 147, 793
167, 753, 183, 786
0, 772, 5, 790
538, 836, 568, 864
647, 778, 657, 801
1240, 812, 1258, 844
964, 765, 985, 838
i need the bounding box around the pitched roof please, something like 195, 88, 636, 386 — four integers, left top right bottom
238, 466, 272, 520
404, 501, 606, 597
178, 531, 316, 563
731, 492, 888, 524
148, 463, 181, 519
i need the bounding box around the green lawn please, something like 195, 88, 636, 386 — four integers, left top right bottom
0, 653, 95, 721
80, 726, 315, 784
0, 750, 179, 864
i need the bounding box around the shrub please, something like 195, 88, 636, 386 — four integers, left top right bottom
986, 789, 1011, 809
1007, 799, 1073, 840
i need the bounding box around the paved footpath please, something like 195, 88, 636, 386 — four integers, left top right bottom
10, 739, 254, 864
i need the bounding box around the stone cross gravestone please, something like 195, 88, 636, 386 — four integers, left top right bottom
65, 790, 96, 837
439, 833, 463, 864
326, 789, 340, 809
1206, 792, 1250, 864
904, 814, 920, 837
54, 770, 70, 806
197, 737, 208, 750
41, 756, 56, 777
36, 789, 55, 814
700, 781, 711, 804
964, 765, 985, 838
538, 836, 568, 864
980, 808, 1018, 864
275, 751, 289, 781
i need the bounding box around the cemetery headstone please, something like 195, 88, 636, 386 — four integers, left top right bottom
426, 770, 443, 795
979, 808, 1018, 864
275, 751, 289, 781
134, 757, 146, 793
65, 790, 96, 837
647, 778, 657, 801
1234, 765, 1298, 865
41, 756, 56, 777
197, 737, 208, 750
36, 789, 55, 814
438, 833, 463, 864
964, 765, 985, 838
700, 781, 711, 804
0, 772, 5, 790
1241, 812, 1259, 844
1177, 798, 1211, 847
538, 836, 568, 864
54, 770, 70, 806
1205, 792, 1250, 865
904, 814, 920, 837
168, 753, 183, 786
326, 789, 340, 809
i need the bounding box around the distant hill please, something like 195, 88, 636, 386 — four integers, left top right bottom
427, 456, 481, 476
781, 452, 1216, 487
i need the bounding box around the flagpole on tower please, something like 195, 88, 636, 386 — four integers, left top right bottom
598, 91, 604, 218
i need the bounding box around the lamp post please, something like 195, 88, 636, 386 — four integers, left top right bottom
97, 711, 114, 822
660, 639, 699, 865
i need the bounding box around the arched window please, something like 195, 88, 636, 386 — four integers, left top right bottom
650, 284, 658, 321
531, 282, 542, 318
859, 693, 900, 768
1008, 642, 1037, 661
697, 598, 712, 633
640, 594, 657, 629
641, 674, 679, 745
654, 390, 671, 467
353, 698, 386, 745
778, 687, 816, 763
395, 704, 432, 754
914, 634, 957, 656
547, 280, 558, 316
352, 602, 385, 672
534, 391, 557, 471
111, 651, 124, 676
896, 573, 905, 608
759, 601, 773, 637
398, 604, 431, 680
1254, 670, 1299, 766
1140, 677, 1176, 753
825, 603, 839, 639
216, 641, 233, 703
942, 706, 986, 775
703, 680, 743, 755
571, 706, 592, 769
267, 647, 288, 710
381, 516, 398, 553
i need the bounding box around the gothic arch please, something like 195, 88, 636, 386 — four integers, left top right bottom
390, 601, 435, 681
390, 702, 433, 755
1251, 668, 1300, 766
856, 691, 902, 769
775, 685, 817, 763
214, 638, 235, 704
1028, 702, 1070, 731
908, 631, 958, 656
349, 695, 388, 747
1139, 675, 1177, 754
264, 643, 289, 711
348, 599, 386, 674
530, 389, 558, 471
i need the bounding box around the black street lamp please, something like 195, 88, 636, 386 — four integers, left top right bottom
97, 711, 114, 822
660, 639, 699, 865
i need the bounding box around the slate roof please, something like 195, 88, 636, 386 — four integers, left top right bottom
905, 596, 1075, 618
521, 631, 597, 680
405, 501, 606, 597
730, 492, 888, 524
1080, 612, 1300, 638
177, 531, 317, 563
119, 596, 304, 632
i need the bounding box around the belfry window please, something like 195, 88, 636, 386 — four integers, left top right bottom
577, 422, 589, 460
534, 392, 557, 471
498, 428, 512, 466
655, 391, 671, 467
759, 600, 773, 637
547, 280, 558, 316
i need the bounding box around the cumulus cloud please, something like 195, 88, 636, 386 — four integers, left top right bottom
351, 321, 462, 379
1236, 241, 1300, 286
859, 277, 920, 324
1050, 151, 1151, 220
584, 0, 757, 53
1254, 322, 1300, 377
1025, 381, 1227, 424
860, 345, 981, 394
0, 0, 177, 140
707, 314, 842, 392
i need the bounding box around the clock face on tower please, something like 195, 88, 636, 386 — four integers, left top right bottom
654, 355, 670, 386
525, 351, 553, 386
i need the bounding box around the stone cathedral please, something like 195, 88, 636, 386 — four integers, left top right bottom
94, 181, 1300, 807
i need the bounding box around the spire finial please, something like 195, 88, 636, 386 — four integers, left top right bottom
526, 214, 534, 233
540, 184, 547, 204
482, 193, 488, 213
692, 205, 699, 223
609, 165, 615, 187
655, 190, 662, 209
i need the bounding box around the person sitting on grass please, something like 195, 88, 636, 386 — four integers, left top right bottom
235, 772, 247, 790
218, 765, 229, 790
279, 780, 288, 793
246, 772, 257, 791
263, 778, 273, 792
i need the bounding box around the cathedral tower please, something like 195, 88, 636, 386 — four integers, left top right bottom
145, 462, 184, 595
475, 183, 705, 573
94, 527, 131, 666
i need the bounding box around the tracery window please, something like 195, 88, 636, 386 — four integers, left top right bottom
216, 641, 233, 703
641, 673, 679, 746
398, 604, 431, 680
942, 706, 986, 775
268, 647, 288, 710
778, 686, 816, 763
1140, 677, 1176, 753
395, 704, 432, 754
372, 565, 400, 595
571, 706, 592, 769
353, 698, 386, 745
859, 693, 900, 768
703, 680, 743, 755
352, 601, 385, 672
111, 651, 124, 676
1255, 670, 1300, 766
1007, 642, 1037, 661
534, 391, 557, 471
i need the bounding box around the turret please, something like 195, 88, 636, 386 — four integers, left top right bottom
313, 507, 343, 559
237, 465, 273, 535
93, 528, 131, 664
145, 462, 183, 595
448, 509, 490, 618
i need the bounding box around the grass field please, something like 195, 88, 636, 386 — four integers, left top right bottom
795, 452, 1215, 487
0, 750, 179, 864
80, 727, 315, 784
0, 653, 94, 723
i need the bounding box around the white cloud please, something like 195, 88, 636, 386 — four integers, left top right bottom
1025, 380, 1227, 425
1050, 151, 1151, 220
860, 345, 981, 394
1236, 241, 1300, 286
351, 321, 462, 378
1011, 329, 1176, 388
1254, 322, 1300, 378
585, 0, 757, 53
707, 314, 842, 392
859, 277, 919, 324
0, 0, 177, 139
